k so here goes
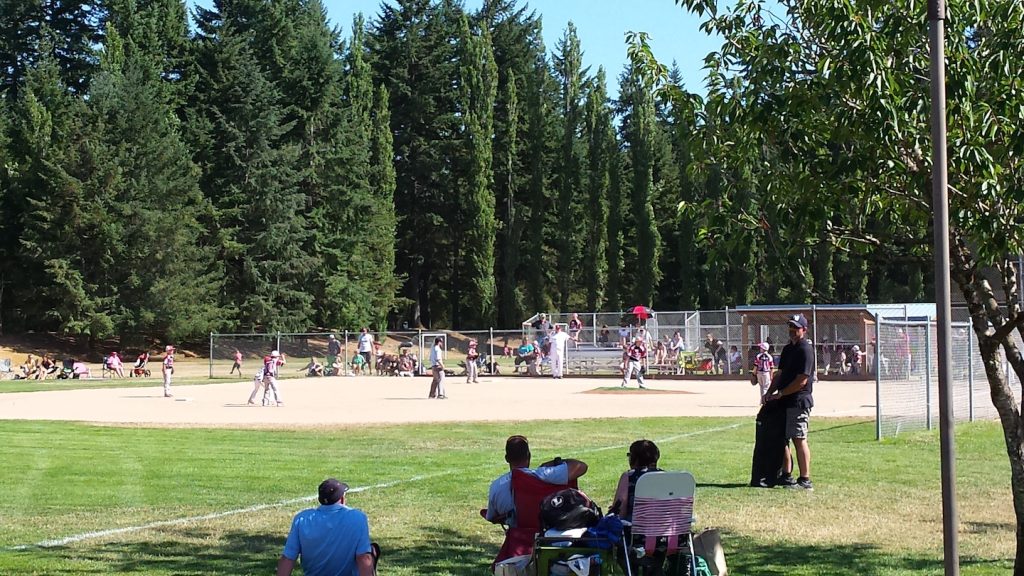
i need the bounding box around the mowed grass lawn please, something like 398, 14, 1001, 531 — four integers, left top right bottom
0, 417, 1014, 575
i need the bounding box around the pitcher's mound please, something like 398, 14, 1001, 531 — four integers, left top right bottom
583, 387, 696, 395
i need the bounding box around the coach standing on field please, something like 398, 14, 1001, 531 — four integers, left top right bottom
764, 313, 815, 491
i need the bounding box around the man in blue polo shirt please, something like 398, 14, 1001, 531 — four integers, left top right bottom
277, 478, 375, 576
765, 313, 816, 491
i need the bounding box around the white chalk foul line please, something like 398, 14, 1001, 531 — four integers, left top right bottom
7, 422, 748, 551
578, 422, 745, 455
7, 471, 452, 551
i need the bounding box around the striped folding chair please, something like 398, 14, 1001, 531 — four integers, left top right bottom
629, 471, 698, 576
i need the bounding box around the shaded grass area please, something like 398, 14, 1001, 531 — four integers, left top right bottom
0, 418, 1014, 575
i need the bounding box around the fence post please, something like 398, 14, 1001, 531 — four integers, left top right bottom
489, 327, 494, 365
343, 330, 349, 373
875, 315, 882, 441
276, 331, 281, 355
209, 332, 214, 379
925, 323, 933, 431
724, 307, 731, 374
968, 330, 975, 422
418, 329, 424, 375
811, 304, 817, 347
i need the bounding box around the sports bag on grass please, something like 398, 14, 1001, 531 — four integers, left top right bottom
540, 488, 602, 531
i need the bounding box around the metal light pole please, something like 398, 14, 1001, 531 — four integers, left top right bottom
928, 0, 959, 573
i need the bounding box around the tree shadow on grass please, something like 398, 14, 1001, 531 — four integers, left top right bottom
17, 530, 283, 575
721, 532, 1008, 576
380, 526, 495, 575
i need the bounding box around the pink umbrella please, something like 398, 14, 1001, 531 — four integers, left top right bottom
629, 306, 654, 320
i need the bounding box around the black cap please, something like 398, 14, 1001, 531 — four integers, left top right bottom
787, 314, 809, 329
318, 478, 349, 505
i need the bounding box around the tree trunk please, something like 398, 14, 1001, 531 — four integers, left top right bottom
951, 235, 1024, 573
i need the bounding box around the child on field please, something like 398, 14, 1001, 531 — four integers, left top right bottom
466, 339, 480, 383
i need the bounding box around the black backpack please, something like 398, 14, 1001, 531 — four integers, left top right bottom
540, 488, 603, 531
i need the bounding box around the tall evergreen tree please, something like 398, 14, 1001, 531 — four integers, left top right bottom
5, 48, 97, 336
605, 145, 625, 312
80, 28, 224, 339
478, 0, 542, 326
454, 16, 498, 327
368, 83, 400, 328
581, 68, 611, 312
522, 53, 554, 314
621, 65, 661, 306
551, 22, 585, 311
369, 0, 464, 327
190, 9, 314, 330
0, 0, 102, 97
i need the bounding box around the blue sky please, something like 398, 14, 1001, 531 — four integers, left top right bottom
188, 0, 720, 93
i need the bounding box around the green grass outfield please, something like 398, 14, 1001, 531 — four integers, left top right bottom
0, 417, 1014, 575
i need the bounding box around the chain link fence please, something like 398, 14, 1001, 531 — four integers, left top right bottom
874, 319, 1017, 439
209, 304, 1014, 439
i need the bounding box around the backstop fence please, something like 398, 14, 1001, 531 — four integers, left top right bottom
209, 304, 1016, 439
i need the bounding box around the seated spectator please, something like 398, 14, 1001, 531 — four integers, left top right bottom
351, 353, 366, 375
72, 361, 91, 379
503, 345, 513, 358
609, 439, 662, 521
299, 357, 324, 377
598, 325, 611, 346
653, 341, 667, 366
38, 355, 57, 380
482, 435, 588, 565
20, 354, 40, 379
277, 478, 379, 576
668, 331, 683, 359
728, 345, 742, 374
610, 439, 673, 575
514, 340, 535, 374
618, 325, 631, 348
108, 352, 125, 378
397, 349, 415, 377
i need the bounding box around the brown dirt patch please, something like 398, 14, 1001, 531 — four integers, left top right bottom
582, 387, 696, 395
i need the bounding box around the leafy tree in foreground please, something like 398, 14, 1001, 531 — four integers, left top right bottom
646, 0, 1024, 569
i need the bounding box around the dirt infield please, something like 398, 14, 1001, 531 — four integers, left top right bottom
0, 374, 876, 428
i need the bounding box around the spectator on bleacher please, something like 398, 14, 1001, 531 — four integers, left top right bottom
503, 344, 513, 358
598, 325, 611, 346
653, 341, 667, 366
668, 331, 683, 359
618, 324, 631, 348
568, 313, 583, 349
531, 313, 553, 341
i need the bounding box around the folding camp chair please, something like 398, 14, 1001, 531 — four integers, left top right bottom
534, 533, 624, 576
492, 468, 577, 567
628, 471, 698, 576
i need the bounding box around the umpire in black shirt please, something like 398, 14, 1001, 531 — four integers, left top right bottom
764, 313, 815, 490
